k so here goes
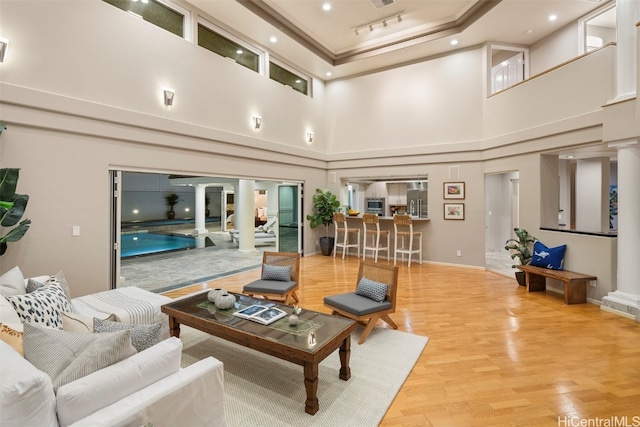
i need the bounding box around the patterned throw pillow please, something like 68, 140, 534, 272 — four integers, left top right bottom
355, 277, 389, 303
262, 264, 292, 282
530, 241, 567, 270
26, 271, 72, 302
93, 318, 162, 352
0, 322, 24, 356
6, 285, 73, 329
22, 322, 136, 392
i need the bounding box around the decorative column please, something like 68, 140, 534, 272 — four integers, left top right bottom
237, 179, 256, 253
600, 0, 640, 321
602, 141, 640, 321
614, 0, 639, 100
192, 184, 208, 236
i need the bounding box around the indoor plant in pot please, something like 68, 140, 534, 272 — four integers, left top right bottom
0, 168, 31, 256
504, 227, 537, 286
164, 193, 180, 220
306, 188, 341, 256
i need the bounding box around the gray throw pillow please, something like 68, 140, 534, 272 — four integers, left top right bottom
26, 271, 72, 302
355, 277, 389, 303
22, 322, 136, 392
93, 318, 162, 352
262, 264, 292, 282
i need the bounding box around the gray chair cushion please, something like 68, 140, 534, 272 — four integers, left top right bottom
243, 279, 297, 295
324, 293, 392, 316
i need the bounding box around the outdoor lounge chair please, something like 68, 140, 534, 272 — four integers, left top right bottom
229, 217, 277, 245
243, 252, 300, 304
323, 261, 399, 344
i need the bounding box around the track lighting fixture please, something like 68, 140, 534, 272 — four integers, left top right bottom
352, 11, 403, 36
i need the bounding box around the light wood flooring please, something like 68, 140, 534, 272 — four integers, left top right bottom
163, 255, 640, 426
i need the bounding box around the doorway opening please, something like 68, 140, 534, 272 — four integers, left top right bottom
485, 171, 520, 277
110, 171, 302, 294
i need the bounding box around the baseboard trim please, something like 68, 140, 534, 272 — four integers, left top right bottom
601, 305, 637, 320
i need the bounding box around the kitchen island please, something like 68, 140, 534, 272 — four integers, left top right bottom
344, 215, 430, 263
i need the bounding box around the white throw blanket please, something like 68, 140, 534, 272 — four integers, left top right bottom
71, 287, 170, 325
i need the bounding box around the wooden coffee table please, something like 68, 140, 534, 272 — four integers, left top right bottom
161, 292, 357, 415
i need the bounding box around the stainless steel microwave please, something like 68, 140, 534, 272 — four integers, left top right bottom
365, 198, 385, 215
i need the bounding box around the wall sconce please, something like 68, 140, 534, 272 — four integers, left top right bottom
306, 132, 314, 143
163, 89, 175, 106
253, 116, 262, 130
0, 37, 8, 63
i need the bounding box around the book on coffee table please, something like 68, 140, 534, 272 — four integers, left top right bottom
233, 304, 287, 325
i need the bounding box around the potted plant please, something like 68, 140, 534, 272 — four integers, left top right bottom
504, 227, 537, 286
0, 168, 31, 256
306, 188, 341, 256
164, 193, 180, 220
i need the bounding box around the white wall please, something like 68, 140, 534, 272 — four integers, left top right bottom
0, 0, 327, 155
530, 21, 580, 76
325, 49, 484, 153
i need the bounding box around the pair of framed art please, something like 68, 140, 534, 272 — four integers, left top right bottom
443, 182, 465, 220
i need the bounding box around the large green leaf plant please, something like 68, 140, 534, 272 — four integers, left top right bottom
0, 168, 31, 256
504, 227, 537, 268
306, 188, 340, 237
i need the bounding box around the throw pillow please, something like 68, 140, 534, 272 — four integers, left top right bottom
355, 277, 389, 303
62, 312, 116, 333
26, 271, 72, 302
262, 264, 292, 282
22, 322, 136, 392
530, 241, 567, 270
6, 284, 73, 329
93, 318, 162, 352
0, 266, 26, 297
0, 322, 24, 356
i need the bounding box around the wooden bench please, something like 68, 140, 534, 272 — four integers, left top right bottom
517, 264, 597, 305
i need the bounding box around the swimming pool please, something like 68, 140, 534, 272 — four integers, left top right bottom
121, 232, 196, 258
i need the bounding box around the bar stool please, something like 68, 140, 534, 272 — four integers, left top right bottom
393, 214, 422, 267
333, 212, 360, 259
362, 213, 390, 262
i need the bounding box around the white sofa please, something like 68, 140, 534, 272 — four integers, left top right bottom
0, 268, 227, 427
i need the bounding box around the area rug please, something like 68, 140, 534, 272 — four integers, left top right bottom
179, 325, 429, 426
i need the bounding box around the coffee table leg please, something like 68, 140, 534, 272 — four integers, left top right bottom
339, 335, 351, 380
303, 362, 319, 415
168, 316, 181, 338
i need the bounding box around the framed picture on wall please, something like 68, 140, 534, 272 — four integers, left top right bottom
444, 182, 465, 199
444, 203, 465, 220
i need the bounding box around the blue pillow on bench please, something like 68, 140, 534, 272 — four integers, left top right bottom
530, 241, 566, 270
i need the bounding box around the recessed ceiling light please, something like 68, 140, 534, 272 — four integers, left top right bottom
326, 72, 332, 77
236, 49, 243, 54
524, 29, 533, 35
322, 3, 331, 11
549, 14, 557, 21
450, 39, 458, 46
269, 36, 277, 43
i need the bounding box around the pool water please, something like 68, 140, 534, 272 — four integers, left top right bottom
121, 232, 196, 258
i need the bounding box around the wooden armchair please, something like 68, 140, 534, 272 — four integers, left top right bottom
242, 252, 300, 305
323, 261, 399, 344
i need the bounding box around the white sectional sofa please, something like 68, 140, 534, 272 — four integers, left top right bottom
0, 267, 227, 427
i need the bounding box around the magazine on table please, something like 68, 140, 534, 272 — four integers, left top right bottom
233, 304, 287, 325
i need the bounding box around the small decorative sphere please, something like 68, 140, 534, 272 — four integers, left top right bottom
288, 314, 299, 326
214, 293, 236, 310
208, 288, 227, 302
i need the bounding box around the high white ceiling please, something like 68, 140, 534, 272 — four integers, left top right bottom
189, 0, 615, 80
